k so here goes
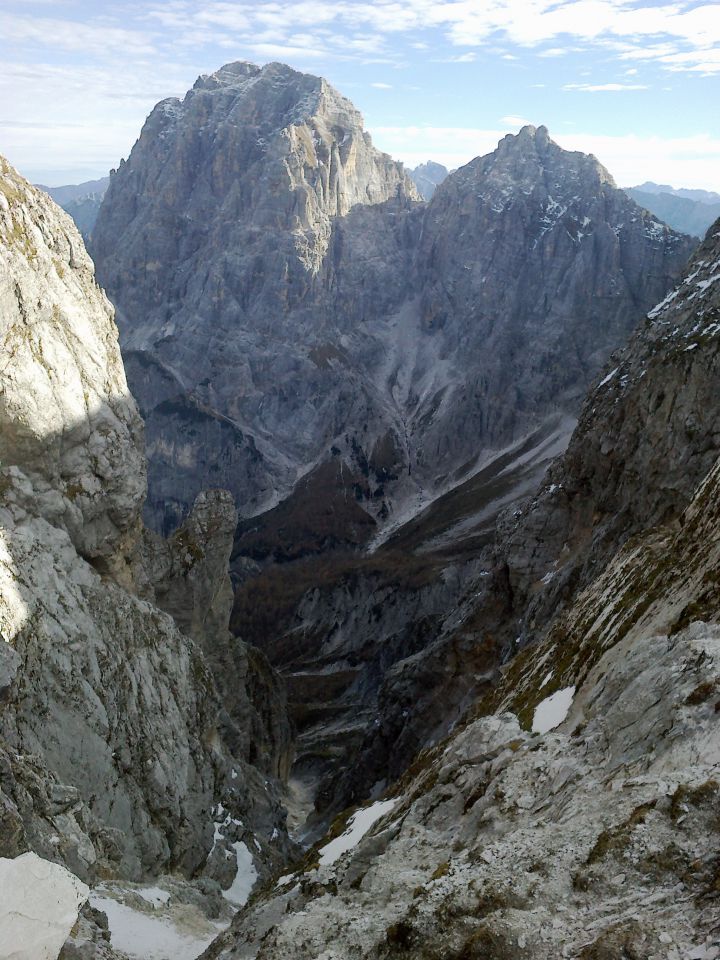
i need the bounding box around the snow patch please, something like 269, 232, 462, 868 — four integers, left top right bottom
597, 366, 619, 389
222, 841, 257, 906
318, 798, 398, 866
89, 894, 224, 960
137, 886, 171, 908
532, 685, 576, 734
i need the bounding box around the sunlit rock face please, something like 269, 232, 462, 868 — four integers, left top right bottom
0, 154, 145, 569
0, 156, 291, 890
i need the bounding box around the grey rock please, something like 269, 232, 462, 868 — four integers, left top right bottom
0, 155, 291, 890
92, 69, 692, 539
202, 435, 720, 956
408, 161, 448, 199
136, 489, 293, 780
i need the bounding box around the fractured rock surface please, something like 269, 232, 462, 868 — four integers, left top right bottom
0, 156, 291, 901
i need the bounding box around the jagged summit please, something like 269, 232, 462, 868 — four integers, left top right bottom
447, 123, 616, 200
194, 59, 262, 88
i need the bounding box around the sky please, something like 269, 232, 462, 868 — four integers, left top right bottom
1, 0, 719, 190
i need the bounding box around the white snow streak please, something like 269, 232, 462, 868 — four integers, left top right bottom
318, 799, 398, 866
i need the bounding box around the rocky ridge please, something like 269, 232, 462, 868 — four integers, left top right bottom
0, 154, 294, 954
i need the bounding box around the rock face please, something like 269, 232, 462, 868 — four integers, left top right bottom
202, 220, 720, 960
408, 161, 448, 199
0, 156, 291, 893
91, 67, 693, 538
332, 215, 720, 815
137, 489, 293, 780
92, 60, 418, 532
0, 852, 89, 960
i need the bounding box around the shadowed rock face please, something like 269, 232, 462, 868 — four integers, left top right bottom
91, 65, 694, 538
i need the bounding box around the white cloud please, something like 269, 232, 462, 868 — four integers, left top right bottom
0, 13, 157, 56
563, 82, 649, 91
538, 47, 567, 57
371, 81, 393, 88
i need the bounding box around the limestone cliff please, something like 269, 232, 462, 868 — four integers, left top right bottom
0, 157, 291, 900
92, 60, 418, 531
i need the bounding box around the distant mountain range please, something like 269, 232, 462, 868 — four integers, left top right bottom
624, 180, 720, 238
35, 175, 109, 241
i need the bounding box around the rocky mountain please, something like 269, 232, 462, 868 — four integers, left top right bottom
38, 175, 110, 242
632, 180, 720, 205
408, 160, 448, 199
240, 124, 696, 818
321, 211, 719, 817
626, 184, 720, 238
201, 220, 720, 960
91, 60, 419, 533
91, 65, 693, 543
0, 155, 296, 955
89, 63, 695, 832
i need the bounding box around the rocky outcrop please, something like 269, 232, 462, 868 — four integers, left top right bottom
0, 156, 291, 900
138, 489, 293, 780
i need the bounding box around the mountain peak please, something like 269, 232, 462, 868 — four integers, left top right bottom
193, 60, 262, 91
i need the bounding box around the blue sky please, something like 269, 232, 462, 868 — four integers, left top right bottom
1, 0, 719, 189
